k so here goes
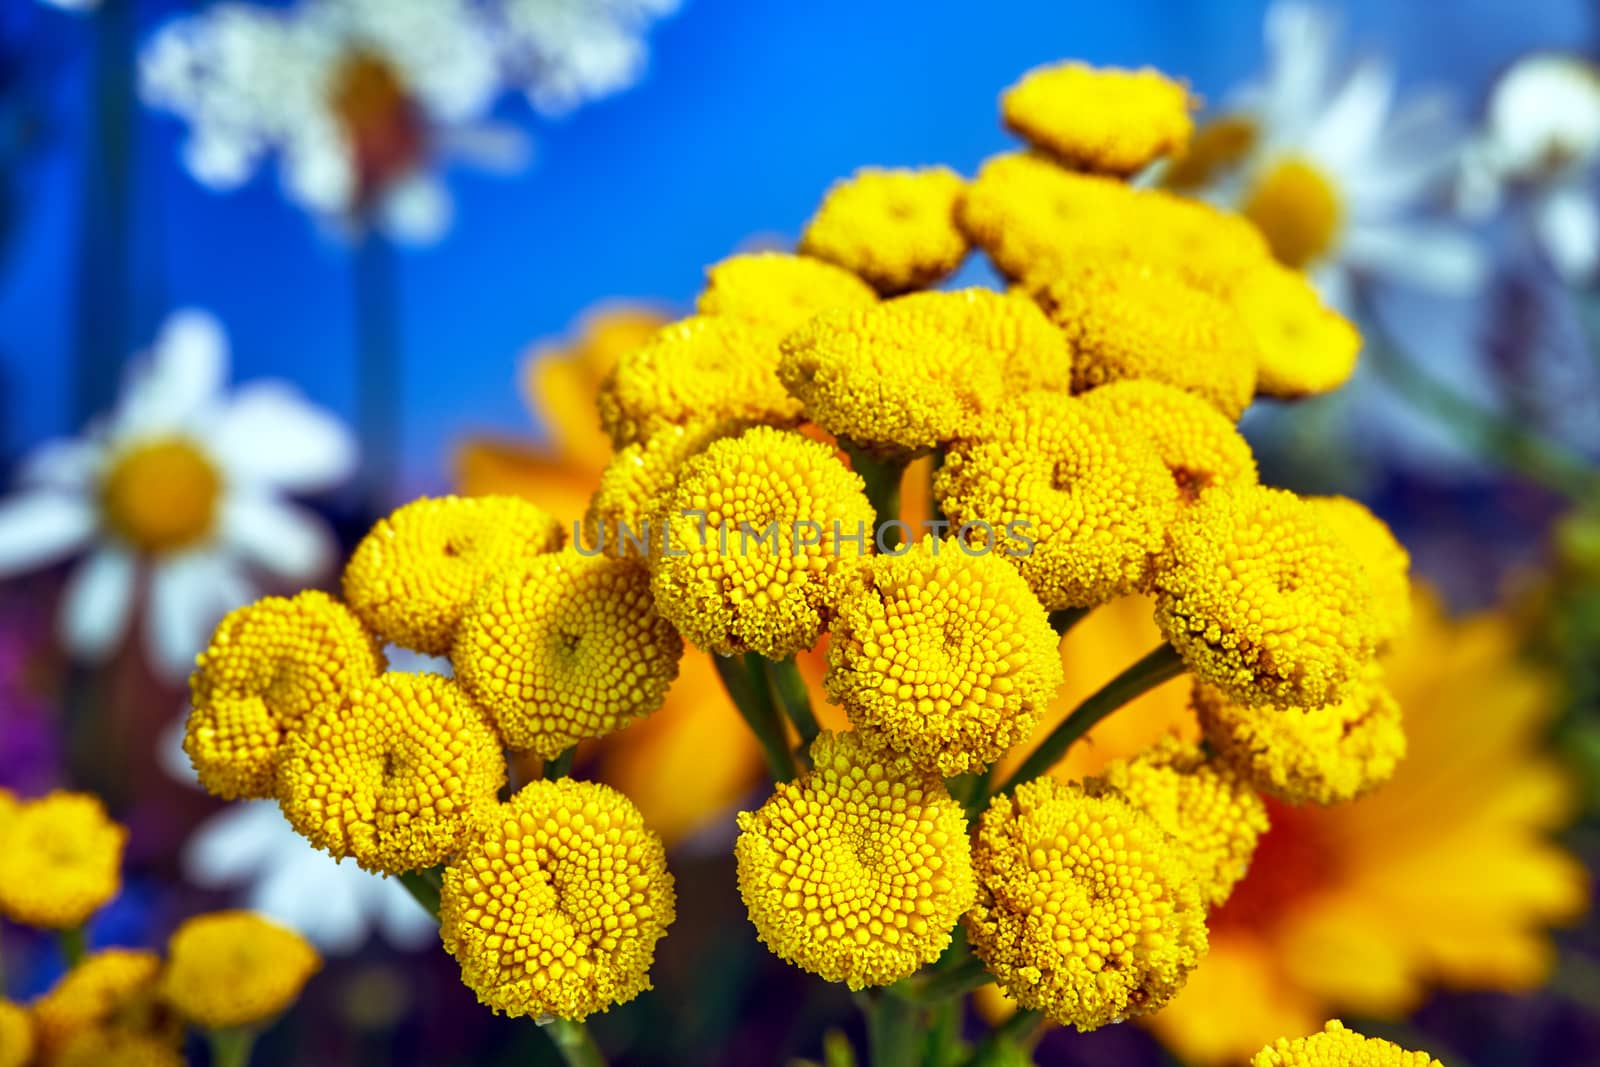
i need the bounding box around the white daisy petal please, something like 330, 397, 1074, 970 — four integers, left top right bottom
116, 310, 230, 437
1262, 2, 1338, 142
58, 546, 137, 663
0, 492, 96, 575
18, 438, 102, 491
158, 713, 200, 787
146, 551, 254, 679
211, 383, 357, 492
378, 878, 441, 949
1305, 58, 1396, 175
182, 802, 281, 884
1342, 223, 1488, 294
379, 173, 453, 245
221, 495, 334, 581
1532, 182, 1600, 283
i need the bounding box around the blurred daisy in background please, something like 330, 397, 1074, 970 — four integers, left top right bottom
0, 310, 354, 678
493, 0, 681, 116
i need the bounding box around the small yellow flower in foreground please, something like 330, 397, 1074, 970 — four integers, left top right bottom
1252, 1019, 1442, 1067
31, 949, 163, 1057
965, 777, 1207, 1030
1233, 261, 1362, 398
1153, 484, 1378, 709
0, 792, 125, 929
648, 426, 874, 658
0, 1001, 33, 1067
276, 673, 506, 873
798, 166, 969, 293
826, 537, 1063, 774
185, 590, 385, 800
936, 391, 1178, 609
695, 251, 877, 329
343, 495, 566, 655
735, 731, 975, 989
584, 418, 749, 558
1303, 495, 1411, 647
439, 779, 676, 1021
453, 550, 683, 757
1078, 380, 1259, 502
160, 911, 321, 1029
1002, 62, 1193, 176
52, 1029, 185, 1067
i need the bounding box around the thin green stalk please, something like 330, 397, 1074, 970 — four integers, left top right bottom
863, 991, 921, 1067
890, 953, 992, 1003
712, 653, 798, 781
766, 657, 821, 753
964, 1009, 1042, 1066
58, 926, 87, 968
540, 1017, 608, 1067
1047, 607, 1090, 637
354, 234, 403, 513
208, 1028, 257, 1067
543, 747, 576, 780
844, 443, 908, 550
398, 867, 442, 920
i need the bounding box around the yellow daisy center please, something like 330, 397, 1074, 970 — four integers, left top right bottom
99, 437, 221, 554
1242, 157, 1344, 270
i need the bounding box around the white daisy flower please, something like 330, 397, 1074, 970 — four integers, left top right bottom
0, 309, 355, 679
490, 0, 680, 116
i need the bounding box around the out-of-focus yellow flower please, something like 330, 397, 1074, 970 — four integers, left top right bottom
798, 166, 969, 293
1251, 1019, 1441, 1067
936, 391, 1178, 609
1233, 261, 1362, 398
584, 418, 749, 558
185, 590, 385, 800
826, 537, 1063, 774
52, 1029, 185, 1067
696, 252, 877, 329
1162, 115, 1260, 191
31, 950, 164, 1058
965, 777, 1207, 1030
343, 495, 566, 656
1302, 496, 1411, 647
735, 731, 975, 989
0, 1001, 33, 1067
160, 911, 321, 1029
439, 779, 676, 1021
1147, 588, 1588, 1064
276, 673, 506, 873
1001, 63, 1193, 176
1078, 379, 1258, 502
0, 792, 125, 929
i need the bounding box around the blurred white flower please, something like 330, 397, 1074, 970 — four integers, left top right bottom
36, 0, 99, 12
491, 0, 679, 115
0, 310, 354, 678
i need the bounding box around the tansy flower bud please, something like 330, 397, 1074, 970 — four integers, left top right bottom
798, 166, 969, 293
935, 391, 1179, 609
964, 777, 1208, 1030
696, 251, 877, 329
1233, 260, 1361, 398
0, 792, 125, 929
0, 1002, 30, 1067
276, 674, 506, 873
584, 418, 750, 558
1303, 495, 1411, 647
343, 495, 566, 656
826, 537, 1063, 775
734, 731, 976, 989
1252, 1019, 1443, 1067
453, 550, 683, 757
1078, 379, 1259, 502
31, 950, 165, 1058
1001, 63, 1193, 176
439, 779, 676, 1021
185, 591, 385, 800
160, 911, 321, 1030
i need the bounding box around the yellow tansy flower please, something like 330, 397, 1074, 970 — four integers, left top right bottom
965, 777, 1208, 1030
31, 949, 163, 1057
439, 779, 676, 1021
1252, 1020, 1442, 1067
343, 495, 566, 656
0, 792, 125, 929
1001, 62, 1193, 176
453, 549, 683, 757
0, 1001, 33, 1067
276, 673, 507, 873
1233, 261, 1362, 398
935, 391, 1179, 609
53, 1030, 185, 1067
825, 537, 1063, 775
1078, 379, 1259, 502
160, 911, 320, 1029
1162, 114, 1260, 191
1302, 495, 1411, 647
0, 787, 15, 819
696, 251, 877, 329
583, 418, 749, 558
647, 426, 874, 658
734, 731, 975, 989
798, 166, 969, 293
185, 590, 385, 800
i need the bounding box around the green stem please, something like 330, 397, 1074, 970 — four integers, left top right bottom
996, 644, 1187, 797
766, 657, 821, 753
208, 1028, 257, 1067
398, 867, 442, 920
712, 653, 798, 781
1047, 607, 1090, 637
58, 926, 87, 968
540, 1017, 607, 1067
844, 443, 908, 551
965, 1009, 1042, 1066
864, 991, 921, 1067
543, 747, 576, 780
890, 953, 993, 1003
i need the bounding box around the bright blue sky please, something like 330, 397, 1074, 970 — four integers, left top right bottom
0, 0, 1591, 494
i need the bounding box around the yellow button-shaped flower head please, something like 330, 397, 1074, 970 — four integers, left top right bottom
596, 315, 804, 448
344, 495, 566, 655
1252, 1020, 1443, 1067
51, 1030, 184, 1067
647, 426, 874, 658
696, 252, 878, 329
584, 418, 750, 559
439, 779, 676, 1021
1234, 260, 1362, 398
1078, 380, 1259, 503
453, 550, 683, 757
1152, 484, 1379, 709
1001, 63, 1194, 177
32, 949, 163, 1058
185, 590, 385, 800
779, 288, 1075, 454
0, 1001, 32, 1067
0, 792, 125, 929
826, 537, 1064, 775
276, 673, 507, 873
160, 911, 321, 1030
798, 166, 969, 294
935, 391, 1179, 610
965, 777, 1208, 1030
1086, 737, 1268, 907
735, 731, 976, 989
1303, 495, 1411, 647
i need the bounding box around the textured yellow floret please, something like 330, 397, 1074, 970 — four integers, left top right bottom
798, 166, 969, 293
935, 391, 1178, 610
1152, 485, 1378, 709
596, 315, 803, 448
276, 673, 506, 873
439, 779, 676, 1021
453, 550, 683, 757
160, 911, 321, 1029
584, 419, 749, 558
1078, 380, 1259, 502
344, 495, 566, 655
1002, 63, 1193, 176
32, 950, 162, 1057
779, 287, 1076, 453
826, 537, 1063, 775
1252, 1020, 1443, 1067
185, 591, 385, 800
0, 792, 125, 929
52, 1029, 184, 1067
696, 252, 877, 329
965, 777, 1207, 1030
1303, 495, 1411, 647
1086, 737, 1268, 907
0, 1001, 32, 1067
1234, 261, 1362, 398
1194, 667, 1406, 805
647, 426, 874, 658
735, 731, 975, 989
